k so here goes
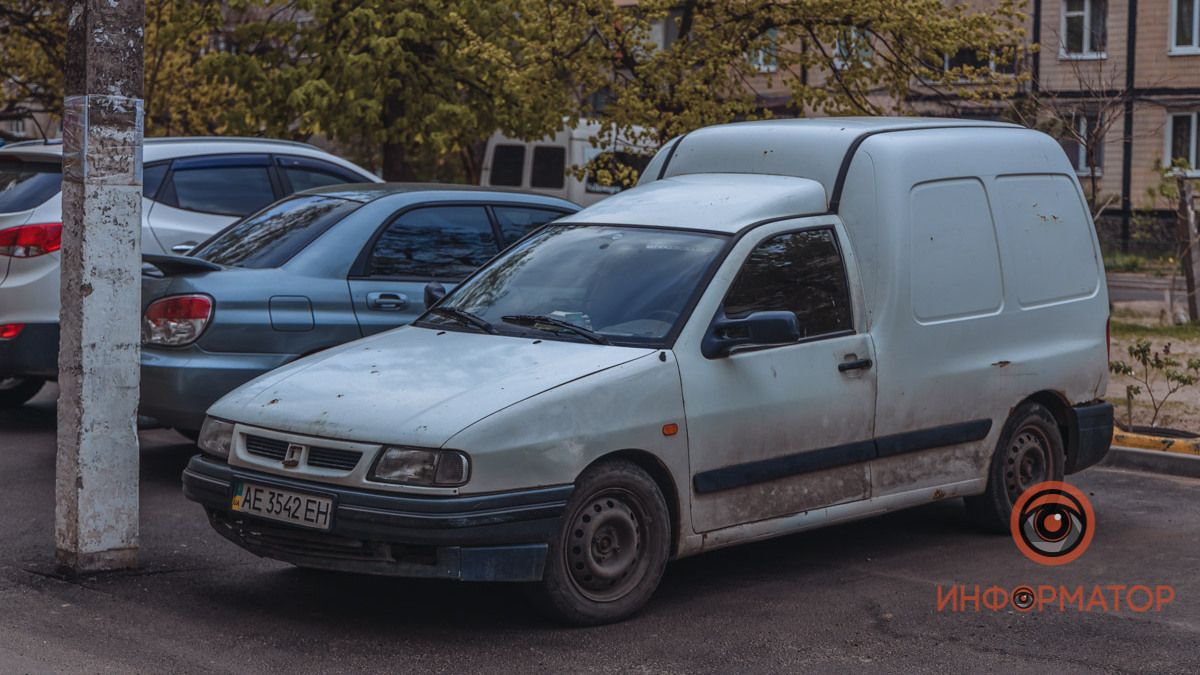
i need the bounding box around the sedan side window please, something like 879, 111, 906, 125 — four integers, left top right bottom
367, 205, 498, 279
492, 205, 569, 244
159, 155, 277, 217
276, 156, 368, 193
722, 228, 852, 339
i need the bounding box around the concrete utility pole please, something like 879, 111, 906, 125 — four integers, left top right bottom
56, 0, 145, 573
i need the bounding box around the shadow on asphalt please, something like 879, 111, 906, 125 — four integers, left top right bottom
0, 397, 56, 433
183, 498, 984, 632
9, 386, 1005, 632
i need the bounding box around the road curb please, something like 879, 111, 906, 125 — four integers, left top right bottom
1101, 446, 1200, 479
1112, 428, 1200, 456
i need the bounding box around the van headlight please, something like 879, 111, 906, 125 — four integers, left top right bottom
197, 417, 234, 459
369, 447, 470, 486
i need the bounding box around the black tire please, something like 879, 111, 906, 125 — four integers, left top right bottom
0, 377, 46, 409
175, 428, 200, 443
965, 402, 1065, 532
529, 459, 671, 626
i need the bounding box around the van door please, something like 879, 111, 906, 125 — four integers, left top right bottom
676, 222, 877, 533
348, 205, 502, 335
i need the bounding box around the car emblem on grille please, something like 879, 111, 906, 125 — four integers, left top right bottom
282, 443, 305, 468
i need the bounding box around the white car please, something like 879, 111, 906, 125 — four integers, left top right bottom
184, 118, 1113, 625
0, 137, 379, 407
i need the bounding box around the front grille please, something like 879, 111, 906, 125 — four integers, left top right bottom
307, 447, 362, 471
245, 434, 288, 460
243, 434, 362, 472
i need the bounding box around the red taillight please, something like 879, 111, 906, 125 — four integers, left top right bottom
142, 294, 213, 347
0, 323, 24, 340
0, 222, 62, 257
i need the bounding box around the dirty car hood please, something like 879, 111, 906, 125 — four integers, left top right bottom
208, 325, 656, 447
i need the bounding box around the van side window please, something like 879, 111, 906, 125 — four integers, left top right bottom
367, 205, 498, 279
489, 145, 525, 187
530, 146, 566, 189
722, 229, 852, 338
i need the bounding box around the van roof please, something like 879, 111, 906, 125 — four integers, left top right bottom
645, 117, 1018, 202
569, 117, 1025, 233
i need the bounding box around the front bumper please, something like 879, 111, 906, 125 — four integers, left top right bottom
140, 347, 294, 431
182, 454, 572, 581
1066, 400, 1114, 474
0, 322, 58, 378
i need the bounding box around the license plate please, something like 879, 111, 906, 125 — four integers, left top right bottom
231, 482, 333, 530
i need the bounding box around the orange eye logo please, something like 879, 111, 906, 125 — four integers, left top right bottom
1010, 481, 1095, 566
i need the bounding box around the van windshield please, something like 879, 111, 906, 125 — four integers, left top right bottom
425, 224, 728, 347
0, 157, 62, 214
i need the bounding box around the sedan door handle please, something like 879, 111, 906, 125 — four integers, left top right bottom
838, 358, 873, 372
367, 291, 409, 311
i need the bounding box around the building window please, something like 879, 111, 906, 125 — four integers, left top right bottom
750, 28, 779, 73
834, 28, 873, 70
941, 47, 1019, 79
1062, 113, 1104, 176
1167, 112, 1200, 174
7, 118, 26, 136
1061, 0, 1107, 58
1172, 0, 1200, 53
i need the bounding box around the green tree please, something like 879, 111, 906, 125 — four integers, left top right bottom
209, 0, 604, 181
579, 0, 1029, 186
0, 0, 243, 139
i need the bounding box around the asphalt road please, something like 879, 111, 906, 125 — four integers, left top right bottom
2, 385, 1198, 674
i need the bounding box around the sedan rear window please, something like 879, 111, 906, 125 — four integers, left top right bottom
191, 195, 361, 269
0, 157, 62, 213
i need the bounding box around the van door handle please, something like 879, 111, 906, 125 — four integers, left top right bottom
838, 358, 873, 372
367, 292, 409, 311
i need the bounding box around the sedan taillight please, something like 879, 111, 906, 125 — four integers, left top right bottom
142, 295, 213, 347
0, 222, 62, 257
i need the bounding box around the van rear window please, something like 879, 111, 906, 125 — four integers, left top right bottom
0, 157, 61, 213
490, 144, 525, 187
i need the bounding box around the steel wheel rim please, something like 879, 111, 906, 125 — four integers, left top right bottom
564, 487, 649, 603
1005, 426, 1051, 501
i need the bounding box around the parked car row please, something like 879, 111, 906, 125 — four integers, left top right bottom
0, 137, 380, 407
3, 120, 1115, 627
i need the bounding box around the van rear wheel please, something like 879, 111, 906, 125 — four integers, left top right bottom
965, 402, 1065, 533
528, 459, 671, 626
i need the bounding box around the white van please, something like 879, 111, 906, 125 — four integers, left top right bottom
479, 121, 651, 206
186, 118, 1113, 625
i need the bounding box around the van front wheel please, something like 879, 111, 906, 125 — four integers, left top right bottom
965, 403, 1065, 533
529, 459, 671, 626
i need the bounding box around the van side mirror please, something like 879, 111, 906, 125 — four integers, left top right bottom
702, 310, 801, 358
423, 281, 447, 308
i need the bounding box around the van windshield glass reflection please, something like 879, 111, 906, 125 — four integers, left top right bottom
427, 225, 727, 347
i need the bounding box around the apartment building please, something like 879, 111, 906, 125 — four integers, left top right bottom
1034, 0, 1200, 242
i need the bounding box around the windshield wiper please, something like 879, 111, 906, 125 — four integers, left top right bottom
427, 307, 497, 334
501, 314, 611, 345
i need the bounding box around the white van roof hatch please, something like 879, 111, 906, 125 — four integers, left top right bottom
639, 117, 1020, 212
